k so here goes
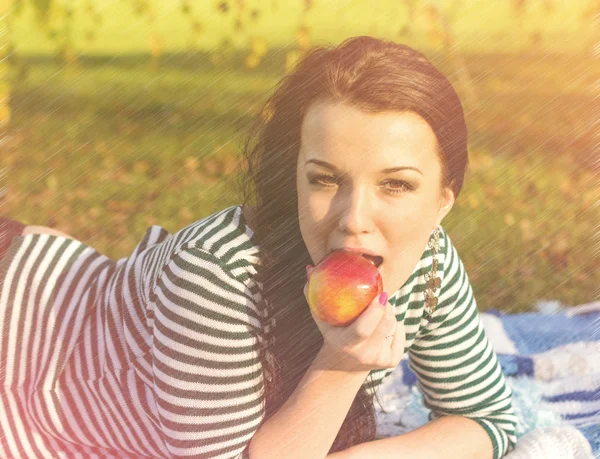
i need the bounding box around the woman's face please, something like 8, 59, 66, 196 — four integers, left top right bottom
297, 100, 455, 295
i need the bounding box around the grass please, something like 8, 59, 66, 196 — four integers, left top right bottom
1, 48, 597, 313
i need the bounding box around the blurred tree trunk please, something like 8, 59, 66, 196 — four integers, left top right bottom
0, 0, 13, 134
60, 1, 80, 70
426, 2, 477, 109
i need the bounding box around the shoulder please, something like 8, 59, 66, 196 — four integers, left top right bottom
159, 246, 256, 308
436, 225, 468, 295
176, 204, 260, 285
142, 204, 259, 284
148, 205, 264, 331
423, 224, 460, 287
402, 225, 477, 344
425, 226, 474, 328
419, 224, 468, 305
150, 245, 266, 338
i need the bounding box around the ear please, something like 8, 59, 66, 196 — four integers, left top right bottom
434, 186, 455, 230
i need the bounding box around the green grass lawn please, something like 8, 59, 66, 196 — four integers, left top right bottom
1, 49, 597, 314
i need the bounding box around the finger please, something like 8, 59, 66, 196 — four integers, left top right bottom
374, 303, 397, 343
304, 282, 321, 323
351, 293, 387, 339
303, 265, 315, 302
391, 320, 405, 360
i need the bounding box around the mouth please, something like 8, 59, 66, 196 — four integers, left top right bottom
359, 254, 384, 269
325, 248, 384, 269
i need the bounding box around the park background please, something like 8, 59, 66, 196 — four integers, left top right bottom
0, 0, 597, 313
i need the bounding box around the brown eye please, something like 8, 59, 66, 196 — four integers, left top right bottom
309, 174, 338, 187
383, 180, 413, 194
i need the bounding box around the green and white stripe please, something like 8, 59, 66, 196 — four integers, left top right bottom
0, 204, 517, 458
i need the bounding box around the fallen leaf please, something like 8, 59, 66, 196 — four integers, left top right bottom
251, 37, 268, 57
245, 53, 260, 69
46, 175, 58, 190
133, 160, 150, 175
185, 156, 199, 172
87, 207, 101, 219
559, 181, 574, 199
179, 207, 194, 221
296, 25, 311, 50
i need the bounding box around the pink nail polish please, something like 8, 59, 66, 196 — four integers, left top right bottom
379, 292, 388, 305
306, 265, 312, 279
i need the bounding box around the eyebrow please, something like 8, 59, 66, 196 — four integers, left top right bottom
305, 159, 424, 176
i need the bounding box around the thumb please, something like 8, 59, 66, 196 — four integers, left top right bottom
306, 264, 314, 280
303, 265, 314, 301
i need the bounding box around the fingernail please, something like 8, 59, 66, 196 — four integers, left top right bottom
306, 265, 312, 279
379, 292, 388, 305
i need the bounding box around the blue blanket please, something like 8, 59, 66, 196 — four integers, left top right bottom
398, 301, 600, 456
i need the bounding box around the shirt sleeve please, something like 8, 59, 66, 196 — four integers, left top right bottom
407, 229, 519, 459
149, 246, 265, 458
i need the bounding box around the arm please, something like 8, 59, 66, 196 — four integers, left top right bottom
404, 230, 518, 459
327, 415, 494, 459
151, 246, 370, 459
249, 347, 370, 459
150, 246, 265, 458
333, 230, 519, 459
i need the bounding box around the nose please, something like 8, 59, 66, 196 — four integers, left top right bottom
337, 185, 374, 235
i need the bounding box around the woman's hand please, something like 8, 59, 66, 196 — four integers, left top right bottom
304, 268, 406, 372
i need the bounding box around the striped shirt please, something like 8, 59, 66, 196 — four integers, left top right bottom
0, 204, 518, 458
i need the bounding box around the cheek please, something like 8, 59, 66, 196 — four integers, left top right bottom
391, 196, 438, 230
297, 191, 316, 241
387, 212, 419, 235
384, 214, 430, 256
298, 186, 328, 220
298, 200, 324, 238
297, 200, 331, 263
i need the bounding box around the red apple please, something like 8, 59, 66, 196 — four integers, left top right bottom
306, 249, 383, 327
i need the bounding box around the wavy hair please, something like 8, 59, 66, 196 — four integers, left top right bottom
234, 36, 468, 454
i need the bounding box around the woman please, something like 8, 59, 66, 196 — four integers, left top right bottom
0, 36, 518, 458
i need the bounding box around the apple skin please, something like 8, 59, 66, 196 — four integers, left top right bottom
306, 249, 383, 327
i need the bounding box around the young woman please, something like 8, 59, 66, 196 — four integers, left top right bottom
0, 36, 518, 458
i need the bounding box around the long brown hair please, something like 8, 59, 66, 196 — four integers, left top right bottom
234, 36, 469, 454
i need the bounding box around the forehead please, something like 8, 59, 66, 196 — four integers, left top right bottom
300, 101, 439, 169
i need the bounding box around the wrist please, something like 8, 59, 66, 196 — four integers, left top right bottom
317, 344, 370, 375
